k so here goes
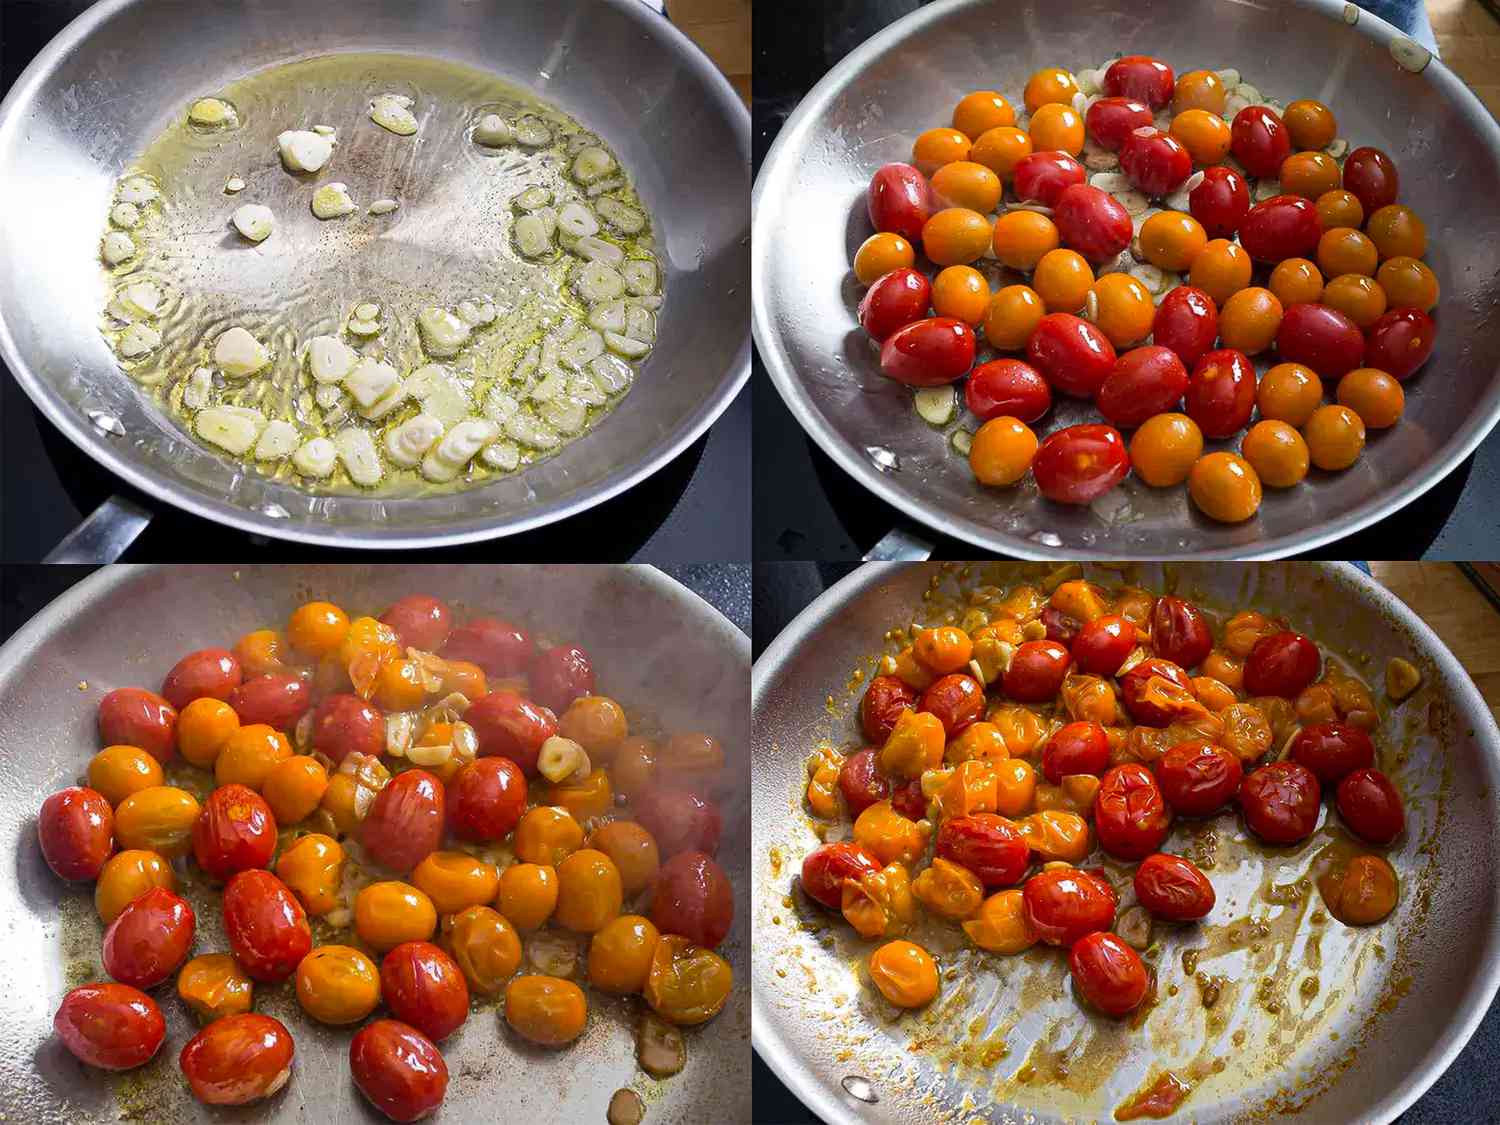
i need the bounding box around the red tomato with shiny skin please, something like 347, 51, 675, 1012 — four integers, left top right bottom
1120, 128, 1192, 196
1230, 106, 1291, 178
38, 786, 114, 881
312, 693, 385, 764
351, 1020, 448, 1124
1023, 867, 1118, 946
1151, 596, 1213, 669
919, 673, 984, 736
965, 358, 1052, 423
868, 162, 935, 244
1276, 302, 1366, 379
1095, 763, 1172, 860
1104, 55, 1175, 109
1053, 184, 1133, 262
1119, 658, 1200, 727
1237, 195, 1322, 264
380, 942, 469, 1042
193, 783, 277, 880
228, 673, 312, 733
98, 688, 178, 764
879, 317, 976, 387
1096, 346, 1189, 428
837, 749, 891, 819
443, 617, 530, 677
1012, 151, 1087, 206
1133, 853, 1215, 921
1156, 740, 1242, 816
1084, 97, 1154, 152
1069, 931, 1149, 1016
466, 690, 558, 776
54, 982, 165, 1070
380, 596, 453, 653
179, 1013, 294, 1106
1189, 165, 1251, 239
1003, 640, 1072, 702
1043, 721, 1111, 783
1289, 722, 1374, 784
1185, 348, 1256, 438
1244, 632, 1321, 697
1032, 424, 1130, 504
529, 644, 595, 715
800, 841, 881, 909
651, 851, 734, 948
222, 869, 313, 983
1041, 605, 1082, 645
635, 789, 722, 858
1364, 307, 1435, 381
161, 649, 243, 710
1342, 146, 1400, 216
1241, 761, 1321, 844
858, 268, 932, 341
1152, 286, 1220, 369
1336, 768, 1405, 845
1072, 615, 1137, 676
446, 756, 527, 841
102, 886, 195, 989
1026, 313, 1117, 398
936, 814, 1029, 888
860, 675, 918, 743
891, 778, 927, 820
362, 770, 445, 874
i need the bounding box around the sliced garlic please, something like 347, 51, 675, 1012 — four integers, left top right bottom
224, 176, 246, 194
385, 414, 445, 468
277, 129, 334, 173
514, 186, 552, 211
414, 307, 470, 359
368, 198, 400, 215
604, 331, 650, 359
572, 146, 616, 184
335, 427, 383, 486
253, 419, 300, 460
513, 117, 552, 147
473, 114, 513, 146
115, 176, 159, 205
102, 231, 135, 265
625, 306, 655, 345
1253, 178, 1282, 202
232, 203, 274, 241
116, 322, 161, 360
344, 357, 401, 411
311, 182, 357, 220
595, 197, 645, 234
950, 429, 974, 456
1115, 190, 1150, 215
572, 236, 624, 267
406, 364, 470, 427
189, 97, 237, 128
575, 260, 626, 304
530, 369, 566, 403
504, 411, 561, 450
369, 93, 418, 136
306, 335, 356, 384
557, 201, 599, 239
559, 329, 605, 371
588, 300, 628, 335
214, 326, 270, 378
589, 353, 633, 394
568, 374, 607, 407
195, 406, 265, 454
109, 280, 163, 321
1089, 172, 1131, 193
109, 202, 141, 229
422, 419, 499, 483
622, 259, 658, 296
537, 735, 590, 782
514, 213, 553, 258
1325, 138, 1349, 159
457, 299, 496, 326
480, 439, 521, 471
293, 436, 337, 477
182, 367, 212, 410
484, 388, 519, 423
913, 386, 956, 426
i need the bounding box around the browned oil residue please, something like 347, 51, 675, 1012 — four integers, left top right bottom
1115, 1070, 1192, 1120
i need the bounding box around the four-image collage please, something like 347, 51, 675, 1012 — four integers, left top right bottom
1, 0, 1498, 1122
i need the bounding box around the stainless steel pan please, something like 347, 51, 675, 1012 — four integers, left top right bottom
751, 562, 1500, 1122
0, 0, 750, 552
752, 0, 1500, 559
0, 564, 749, 1123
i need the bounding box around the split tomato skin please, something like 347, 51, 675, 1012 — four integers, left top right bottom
868, 162, 935, 244
54, 982, 166, 1070
192, 783, 278, 881
800, 841, 881, 909
1053, 184, 1132, 262
838, 749, 891, 819
1032, 425, 1130, 505
1094, 763, 1171, 860
178, 1012, 294, 1106
1134, 853, 1215, 921
1022, 867, 1117, 946
860, 675, 918, 743
1150, 596, 1213, 669
1289, 722, 1374, 784
859, 268, 933, 341
879, 318, 977, 387
1241, 761, 1322, 845
1156, 740, 1242, 816
1119, 658, 1197, 727
1189, 166, 1251, 239
936, 814, 1029, 888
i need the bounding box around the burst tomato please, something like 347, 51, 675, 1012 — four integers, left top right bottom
1156, 740, 1242, 816
1133, 853, 1215, 920
192, 784, 277, 880
1022, 866, 1117, 945
800, 841, 881, 909
1240, 761, 1321, 844
1094, 763, 1171, 859
935, 814, 1029, 888
54, 982, 165, 1070
361, 770, 445, 874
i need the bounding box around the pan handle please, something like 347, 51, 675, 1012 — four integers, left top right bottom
862, 527, 934, 562
43, 494, 153, 563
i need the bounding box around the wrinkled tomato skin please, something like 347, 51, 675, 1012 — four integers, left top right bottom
1069, 931, 1149, 1017
838, 749, 892, 819
529, 644, 595, 715
362, 771, 445, 874
1237, 195, 1322, 264
38, 786, 114, 882
1342, 147, 1400, 216
350, 1020, 448, 1124
228, 674, 312, 733
1151, 596, 1213, 669
1094, 763, 1172, 860
161, 649, 243, 710
651, 851, 735, 949
1053, 185, 1133, 262
1336, 768, 1406, 845
936, 814, 1029, 888
1097, 346, 1189, 428
1289, 722, 1375, 784
879, 317, 977, 387
1119, 128, 1192, 196
222, 870, 313, 983
1013, 151, 1087, 206
1023, 868, 1118, 946
379, 595, 454, 653
1027, 313, 1118, 399
965, 359, 1052, 423
1043, 721, 1111, 784
868, 162, 935, 244
1085, 97, 1154, 151
1240, 761, 1322, 845
1103, 55, 1175, 110
443, 618, 530, 678
861, 675, 918, 743
891, 779, 928, 820
1134, 853, 1216, 921
102, 887, 195, 989
1230, 106, 1291, 178
447, 756, 528, 842
1276, 303, 1366, 379
1119, 658, 1198, 727
1185, 348, 1257, 438
313, 693, 385, 764
192, 784, 278, 881
1152, 287, 1220, 369
1364, 308, 1435, 381
98, 688, 178, 764
178, 1013, 294, 1107
1003, 640, 1073, 703
380, 942, 470, 1043
1032, 425, 1130, 505
1156, 740, 1242, 816
1244, 632, 1321, 698
920, 674, 985, 736
801, 841, 881, 909
466, 691, 558, 776
635, 789, 722, 858
1189, 166, 1251, 239
1041, 606, 1081, 645
1072, 616, 1136, 677
54, 982, 165, 1070
859, 268, 933, 341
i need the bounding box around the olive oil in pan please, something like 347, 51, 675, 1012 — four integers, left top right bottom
100, 52, 661, 497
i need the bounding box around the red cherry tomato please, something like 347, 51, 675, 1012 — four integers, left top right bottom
1104, 55, 1175, 110
1133, 853, 1215, 921
879, 317, 976, 387
1237, 195, 1322, 263
529, 644, 595, 714
1241, 761, 1321, 844
222, 869, 313, 983
1185, 348, 1256, 438
38, 786, 114, 881
837, 749, 891, 819
350, 1019, 448, 1124
1053, 184, 1133, 262
860, 675, 918, 743
1095, 763, 1171, 860
1230, 106, 1291, 178
1026, 313, 1117, 398
1342, 146, 1399, 216
102, 886, 195, 989
1289, 722, 1375, 784
1119, 658, 1199, 727
1069, 931, 1149, 1016
1151, 596, 1213, 669
891, 778, 927, 820
1072, 615, 1137, 676
868, 162, 935, 244
1189, 165, 1251, 239
361, 770, 445, 874
1152, 286, 1220, 369
919, 673, 984, 736
466, 690, 558, 776
1022, 867, 1117, 946
54, 982, 165, 1070
1084, 97, 1154, 152
193, 783, 277, 880
1096, 346, 1189, 428
1041, 605, 1082, 645
965, 358, 1052, 422
446, 756, 527, 841
161, 649, 243, 710
228, 673, 312, 733
1003, 640, 1072, 702
443, 617, 530, 677
1156, 740, 1242, 816
312, 693, 385, 764
1032, 424, 1130, 504
1120, 128, 1192, 196
858, 267, 933, 341
635, 789, 722, 858
380, 942, 470, 1042
1364, 307, 1435, 381
1013, 151, 1087, 206
800, 841, 881, 909
1336, 768, 1405, 845
179, 1013, 294, 1106
98, 688, 178, 764
651, 851, 734, 948
1276, 302, 1365, 379
936, 813, 1029, 888
380, 596, 453, 653
1042, 721, 1111, 783
1244, 631, 1321, 697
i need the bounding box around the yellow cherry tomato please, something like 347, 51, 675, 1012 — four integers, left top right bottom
853, 232, 915, 285
373, 659, 428, 711
497, 862, 559, 931
1173, 70, 1227, 115
587, 822, 660, 897
931, 160, 1003, 213
412, 851, 502, 916
286, 601, 350, 659
505, 975, 588, 1045
554, 848, 623, 933
990, 210, 1058, 271
588, 914, 661, 994
541, 768, 615, 822
1188, 238, 1252, 306
1257, 363, 1324, 426
1169, 109, 1231, 164
1316, 188, 1364, 230
261, 755, 328, 826
1365, 204, 1426, 260
1322, 273, 1388, 329
514, 806, 584, 866
178, 953, 253, 1023
296, 945, 380, 1025
1090, 273, 1153, 348
953, 90, 1015, 139
1317, 227, 1379, 278
962, 889, 1036, 954
1241, 420, 1311, 488
1285, 99, 1337, 150
970, 126, 1032, 180
1188, 452, 1263, 523
1303, 405, 1367, 470
96, 849, 176, 923
445, 905, 522, 996
931, 265, 990, 325
557, 696, 630, 759
276, 833, 345, 916
912, 127, 970, 173
87, 744, 163, 807
177, 698, 240, 769
868, 939, 939, 1007
233, 629, 288, 678
355, 881, 437, 952
1138, 210, 1208, 272
1028, 103, 1084, 156
1023, 68, 1079, 113
113, 786, 200, 858
1130, 413, 1204, 487
215, 723, 292, 791
1374, 255, 1438, 311
1268, 258, 1324, 307
969, 417, 1038, 487
1337, 367, 1405, 429
1280, 151, 1342, 200
910, 857, 985, 921
1032, 248, 1094, 313
983, 284, 1046, 350
644, 935, 732, 1025
922, 207, 992, 266
1218, 286, 1283, 355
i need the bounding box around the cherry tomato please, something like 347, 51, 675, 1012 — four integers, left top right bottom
102, 885, 194, 988
1244, 632, 1321, 697
228, 673, 312, 732
1317, 188, 1365, 230
1174, 69, 1228, 115
161, 649, 242, 710
1151, 596, 1212, 669
98, 688, 177, 764
1269, 257, 1325, 307
179, 1013, 294, 1106
1151, 286, 1219, 369
1026, 313, 1117, 398
634, 789, 722, 857
1022, 867, 1117, 946
651, 851, 734, 948
378, 595, 453, 652
1336, 768, 1405, 845
1029, 104, 1085, 156
54, 982, 164, 1070
311, 693, 384, 764
919, 673, 985, 736
837, 748, 891, 819
1119, 658, 1198, 728
1042, 721, 1110, 783
924, 207, 993, 265
890, 778, 926, 820
931, 265, 989, 325
1189, 452, 1263, 523
879, 317, 976, 387
1185, 348, 1256, 438
953, 90, 1016, 140
936, 814, 1029, 888
853, 232, 915, 285
1276, 302, 1365, 379
193, 783, 277, 880
446, 756, 527, 841
1072, 616, 1136, 676
860, 675, 917, 742
1130, 413, 1204, 487
1012, 151, 1086, 206
1342, 146, 1399, 216
1096, 346, 1189, 429
466, 690, 557, 775
868, 162, 934, 244
1241, 761, 1321, 844
1376, 256, 1439, 312
223, 869, 313, 983
1189, 166, 1250, 239
1317, 227, 1378, 278
1364, 307, 1435, 381
1133, 853, 1215, 921
970, 125, 1033, 180
38, 786, 114, 882
1095, 763, 1171, 860
1032, 424, 1130, 504
1337, 367, 1405, 428
1040, 605, 1081, 646
1085, 96, 1154, 151
1053, 184, 1133, 262
1003, 640, 1072, 702
1304, 404, 1366, 471
1069, 931, 1149, 1016
1156, 740, 1242, 816
1024, 67, 1080, 112
858, 268, 931, 341
380, 941, 469, 1042
991, 211, 1060, 271
361, 770, 445, 874
800, 841, 881, 909
1285, 99, 1337, 150
1289, 721, 1374, 784
1104, 55, 1175, 109
1230, 105, 1291, 178
1219, 286, 1284, 355
529, 644, 594, 714
1170, 108, 1233, 165
1119, 128, 1191, 196
964, 359, 1051, 423
350, 1020, 447, 1123
1237, 195, 1322, 264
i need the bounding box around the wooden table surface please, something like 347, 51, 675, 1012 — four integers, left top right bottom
667, 0, 750, 102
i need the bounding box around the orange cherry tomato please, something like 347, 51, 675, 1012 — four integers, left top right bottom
445, 905, 522, 995
1218, 286, 1283, 355
1090, 273, 1154, 348
1257, 363, 1324, 426
541, 768, 615, 822
514, 806, 584, 866
373, 659, 428, 711
1139, 211, 1208, 272
275, 833, 344, 916
991, 210, 1059, 271
178, 953, 254, 1023
922, 207, 992, 266
962, 888, 1037, 954
497, 862, 559, 931
931, 161, 1003, 213
286, 601, 350, 659
412, 851, 502, 915
969, 417, 1038, 487
1188, 452, 1263, 523
853, 232, 916, 285
1365, 204, 1426, 260
1337, 367, 1405, 429
644, 935, 732, 1025
1173, 70, 1227, 115
1316, 188, 1364, 230
554, 848, 623, 933
1129, 412, 1204, 487
295, 944, 380, 1024
588, 821, 661, 896
1284, 99, 1337, 150
95, 848, 176, 923
505, 975, 588, 1045
355, 881, 438, 952
588, 914, 662, 993
911, 857, 985, 920
1320, 853, 1398, 924
1023, 68, 1079, 113
953, 90, 1016, 139
1280, 151, 1342, 199
1376, 255, 1439, 311
1188, 238, 1252, 306
913, 626, 974, 674
983, 284, 1046, 350
912, 127, 971, 174
868, 939, 939, 1007
114, 785, 201, 858
88, 745, 163, 807
557, 696, 629, 758
970, 126, 1032, 180
233, 629, 289, 679
1032, 248, 1094, 313
176, 698, 240, 770
1321, 273, 1388, 329
261, 755, 328, 826
1317, 227, 1378, 278
1303, 404, 1366, 470
1169, 109, 1231, 164
215, 723, 292, 791
1268, 258, 1324, 307
1029, 104, 1084, 155
1241, 420, 1310, 487
932, 265, 991, 325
